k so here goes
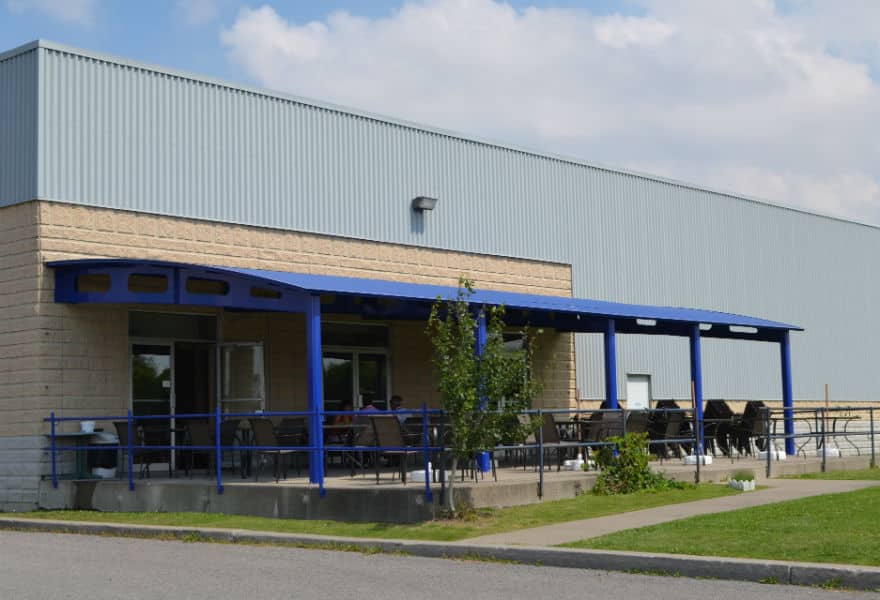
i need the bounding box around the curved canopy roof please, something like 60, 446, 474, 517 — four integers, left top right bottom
47, 259, 801, 342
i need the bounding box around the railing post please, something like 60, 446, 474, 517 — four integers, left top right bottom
126, 409, 135, 491
422, 402, 433, 503
50, 412, 58, 489
215, 401, 224, 495
870, 407, 876, 469
695, 407, 701, 484
821, 407, 827, 473
765, 408, 771, 479
537, 408, 544, 498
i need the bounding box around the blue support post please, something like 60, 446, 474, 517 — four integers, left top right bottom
50, 412, 57, 489
215, 401, 224, 495
306, 293, 325, 494
689, 324, 705, 456
126, 409, 135, 491
780, 331, 795, 456
475, 310, 491, 473
603, 319, 618, 409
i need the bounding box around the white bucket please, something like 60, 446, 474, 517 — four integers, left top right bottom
816, 447, 841, 458
758, 449, 786, 461
409, 464, 432, 483
80, 421, 96, 433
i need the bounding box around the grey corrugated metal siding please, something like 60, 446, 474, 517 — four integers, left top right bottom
10, 41, 880, 401
0, 47, 38, 207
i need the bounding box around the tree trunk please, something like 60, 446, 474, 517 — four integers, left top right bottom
447, 456, 458, 514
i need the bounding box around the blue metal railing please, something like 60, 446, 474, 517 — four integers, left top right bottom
43, 403, 446, 502
51, 404, 856, 502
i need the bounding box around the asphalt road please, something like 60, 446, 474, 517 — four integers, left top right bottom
0, 531, 867, 599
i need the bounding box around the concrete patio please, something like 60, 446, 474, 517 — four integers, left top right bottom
36, 453, 875, 523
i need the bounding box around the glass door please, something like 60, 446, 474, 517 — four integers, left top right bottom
323, 352, 354, 412
131, 343, 173, 470
322, 350, 389, 411
358, 353, 388, 410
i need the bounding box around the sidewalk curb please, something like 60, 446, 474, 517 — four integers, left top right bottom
2, 517, 879, 591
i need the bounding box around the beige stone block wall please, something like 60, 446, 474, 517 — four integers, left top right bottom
17, 200, 576, 432
38, 202, 572, 295
0, 203, 46, 436
532, 331, 576, 409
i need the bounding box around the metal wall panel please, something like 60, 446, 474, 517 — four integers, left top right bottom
22, 42, 880, 401
0, 47, 38, 207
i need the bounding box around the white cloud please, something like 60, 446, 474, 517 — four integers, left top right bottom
6, 0, 96, 24
220, 0, 880, 225
594, 15, 675, 49
175, 0, 218, 26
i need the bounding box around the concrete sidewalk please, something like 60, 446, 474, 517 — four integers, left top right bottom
463, 479, 880, 546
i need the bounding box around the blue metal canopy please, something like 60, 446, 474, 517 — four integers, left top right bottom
47, 258, 800, 342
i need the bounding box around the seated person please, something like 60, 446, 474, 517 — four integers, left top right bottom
360, 399, 379, 412
390, 395, 407, 424
333, 401, 354, 426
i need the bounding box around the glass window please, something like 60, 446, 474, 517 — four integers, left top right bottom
221, 344, 264, 403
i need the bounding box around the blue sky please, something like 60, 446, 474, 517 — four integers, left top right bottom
0, 1, 643, 84
2, 1, 879, 224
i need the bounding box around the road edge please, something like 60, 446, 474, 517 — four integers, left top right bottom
1, 517, 878, 591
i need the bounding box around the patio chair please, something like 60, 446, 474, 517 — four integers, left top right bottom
185, 420, 215, 477
402, 416, 426, 446
371, 416, 421, 484
578, 411, 605, 460
703, 400, 735, 456
218, 419, 240, 472
625, 410, 650, 436
733, 401, 769, 456
113, 421, 171, 479
277, 418, 306, 476
599, 411, 625, 439
648, 409, 687, 460
538, 413, 581, 471
250, 418, 294, 482
346, 416, 377, 479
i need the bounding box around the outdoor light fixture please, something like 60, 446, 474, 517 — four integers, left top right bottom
411, 196, 438, 211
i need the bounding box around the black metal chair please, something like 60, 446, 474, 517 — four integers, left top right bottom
277, 418, 306, 476
250, 418, 294, 482
703, 400, 735, 457
185, 420, 215, 477
113, 421, 171, 479
625, 410, 650, 436
372, 416, 421, 484
733, 401, 769, 456
218, 419, 241, 472
538, 413, 581, 471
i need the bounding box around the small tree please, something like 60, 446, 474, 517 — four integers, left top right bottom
427, 278, 541, 513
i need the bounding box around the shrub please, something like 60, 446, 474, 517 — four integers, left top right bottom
592, 432, 685, 495
731, 469, 756, 482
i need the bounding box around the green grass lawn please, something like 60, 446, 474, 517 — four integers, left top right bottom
793, 467, 880, 480
565, 487, 880, 566
8, 484, 735, 542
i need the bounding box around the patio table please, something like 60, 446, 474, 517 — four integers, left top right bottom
51, 431, 96, 479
